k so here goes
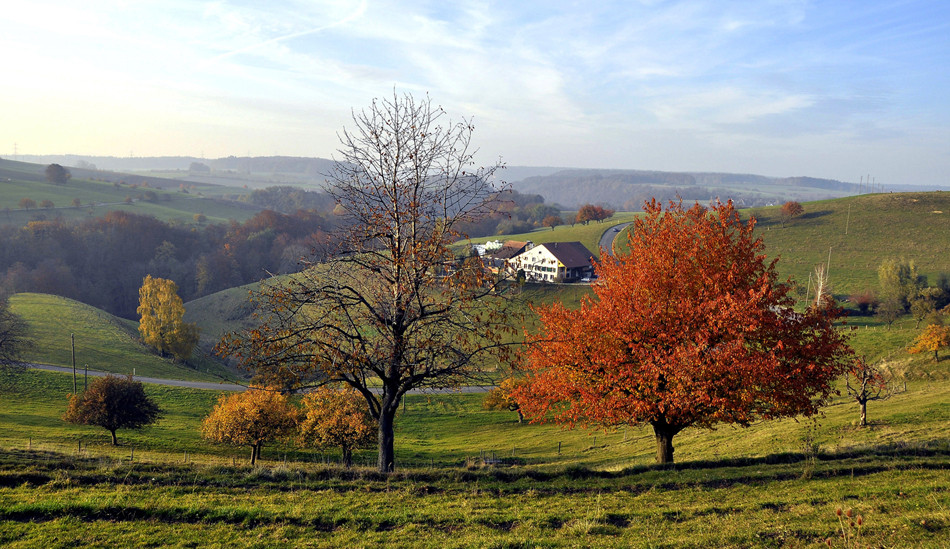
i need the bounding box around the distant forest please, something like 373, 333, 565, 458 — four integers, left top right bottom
0, 186, 563, 319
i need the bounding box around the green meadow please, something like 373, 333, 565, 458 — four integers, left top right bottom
0, 159, 260, 226
2, 192, 950, 546
8, 293, 235, 383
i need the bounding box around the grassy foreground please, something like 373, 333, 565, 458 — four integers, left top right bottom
0, 445, 946, 548
0, 356, 947, 547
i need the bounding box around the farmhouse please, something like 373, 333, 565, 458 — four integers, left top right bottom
482, 240, 529, 273
509, 241, 594, 283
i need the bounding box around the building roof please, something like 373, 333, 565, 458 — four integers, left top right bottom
488, 240, 528, 261
539, 241, 594, 268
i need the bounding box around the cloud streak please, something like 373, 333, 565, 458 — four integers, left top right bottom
1, 0, 948, 185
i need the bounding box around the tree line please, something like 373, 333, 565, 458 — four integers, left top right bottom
0, 209, 336, 318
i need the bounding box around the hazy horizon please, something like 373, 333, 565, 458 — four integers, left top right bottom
3, 1, 948, 186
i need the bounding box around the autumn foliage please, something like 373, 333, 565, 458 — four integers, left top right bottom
908, 323, 950, 362
780, 201, 804, 227
574, 204, 615, 225
137, 275, 199, 360
63, 374, 162, 445
514, 200, 853, 463
298, 387, 376, 467
200, 388, 298, 465
483, 377, 530, 423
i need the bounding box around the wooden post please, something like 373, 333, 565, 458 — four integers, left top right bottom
71, 334, 77, 394
557, 441, 561, 455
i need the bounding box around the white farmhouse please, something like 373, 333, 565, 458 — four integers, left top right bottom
509, 241, 594, 283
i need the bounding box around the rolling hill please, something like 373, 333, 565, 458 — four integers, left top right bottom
0, 158, 262, 227
7, 293, 234, 382
513, 168, 864, 210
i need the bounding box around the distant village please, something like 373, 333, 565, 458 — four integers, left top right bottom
473, 240, 595, 283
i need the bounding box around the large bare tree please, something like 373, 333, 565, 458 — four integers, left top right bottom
219, 92, 514, 472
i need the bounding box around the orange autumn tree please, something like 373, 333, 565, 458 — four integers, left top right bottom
908, 323, 950, 362
514, 200, 853, 464
200, 387, 298, 465
298, 387, 376, 467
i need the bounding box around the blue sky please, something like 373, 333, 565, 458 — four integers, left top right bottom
2, 0, 948, 185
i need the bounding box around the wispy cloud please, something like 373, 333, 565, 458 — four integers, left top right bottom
1, 0, 948, 185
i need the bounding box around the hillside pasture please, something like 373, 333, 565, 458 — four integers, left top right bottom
8, 293, 233, 382
0, 363, 947, 547
0, 159, 261, 226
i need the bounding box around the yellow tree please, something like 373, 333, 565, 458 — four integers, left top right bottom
908, 324, 950, 362
137, 275, 199, 360
298, 387, 376, 467
482, 377, 529, 423
200, 388, 298, 465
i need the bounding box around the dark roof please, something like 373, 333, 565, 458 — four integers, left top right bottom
488, 241, 528, 261
540, 241, 594, 268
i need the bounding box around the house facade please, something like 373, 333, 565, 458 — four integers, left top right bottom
482, 240, 529, 274
508, 241, 594, 283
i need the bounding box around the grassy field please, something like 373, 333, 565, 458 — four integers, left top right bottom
3, 191, 950, 546
8, 293, 235, 382
0, 159, 260, 226
0, 351, 947, 547
751, 193, 950, 298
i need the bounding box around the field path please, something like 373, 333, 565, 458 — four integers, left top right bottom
26, 363, 492, 394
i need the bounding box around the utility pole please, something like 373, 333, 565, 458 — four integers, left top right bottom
71, 334, 77, 394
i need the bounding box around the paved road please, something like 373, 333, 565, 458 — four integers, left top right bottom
27, 363, 247, 391
599, 222, 632, 257
26, 363, 492, 394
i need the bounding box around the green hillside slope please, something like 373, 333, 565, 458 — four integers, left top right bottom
751, 193, 950, 297
8, 293, 232, 382
0, 159, 260, 226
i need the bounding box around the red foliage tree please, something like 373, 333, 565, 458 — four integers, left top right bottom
780, 201, 804, 227
514, 200, 853, 463
575, 204, 615, 225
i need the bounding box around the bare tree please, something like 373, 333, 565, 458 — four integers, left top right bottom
845, 357, 895, 426
219, 92, 515, 472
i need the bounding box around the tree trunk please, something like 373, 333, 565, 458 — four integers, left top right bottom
110, 430, 118, 446
860, 400, 868, 427
250, 443, 258, 466
342, 446, 353, 468
377, 406, 396, 473
651, 420, 682, 464
516, 409, 524, 424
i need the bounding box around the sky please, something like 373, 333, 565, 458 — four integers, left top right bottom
2, 0, 948, 186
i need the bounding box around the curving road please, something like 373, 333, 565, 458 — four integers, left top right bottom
598, 222, 632, 257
